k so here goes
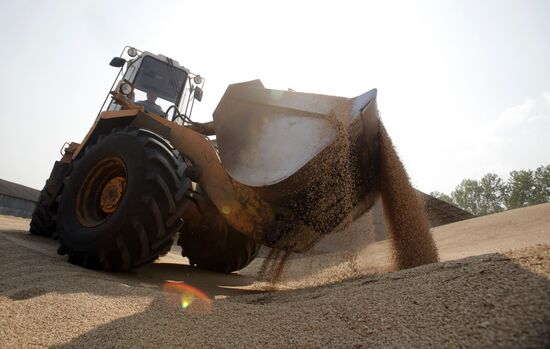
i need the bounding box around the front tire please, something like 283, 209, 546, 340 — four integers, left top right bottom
57, 128, 191, 270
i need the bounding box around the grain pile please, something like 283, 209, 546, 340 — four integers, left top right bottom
1, 229, 549, 348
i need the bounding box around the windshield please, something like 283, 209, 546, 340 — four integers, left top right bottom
132, 56, 188, 113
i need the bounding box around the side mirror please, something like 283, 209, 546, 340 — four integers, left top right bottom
194, 87, 203, 102
109, 57, 126, 68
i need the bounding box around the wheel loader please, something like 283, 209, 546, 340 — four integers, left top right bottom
30, 46, 383, 273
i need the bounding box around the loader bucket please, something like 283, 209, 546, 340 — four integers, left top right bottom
213, 80, 381, 252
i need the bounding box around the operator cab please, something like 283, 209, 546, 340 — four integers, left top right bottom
104, 46, 204, 122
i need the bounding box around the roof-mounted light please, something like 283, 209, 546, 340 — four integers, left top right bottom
193, 75, 203, 85
127, 47, 138, 57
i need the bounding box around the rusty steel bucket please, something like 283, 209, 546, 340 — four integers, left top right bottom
213, 80, 381, 252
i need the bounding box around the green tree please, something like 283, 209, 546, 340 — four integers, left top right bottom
451, 179, 482, 215
478, 173, 505, 215
532, 165, 550, 204
433, 164, 549, 216
504, 170, 537, 209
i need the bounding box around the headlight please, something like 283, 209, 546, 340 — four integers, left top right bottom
119, 81, 133, 96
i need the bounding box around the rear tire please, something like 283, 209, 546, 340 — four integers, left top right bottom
178, 216, 260, 273
57, 128, 191, 270
29, 189, 56, 237
30, 161, 71, 238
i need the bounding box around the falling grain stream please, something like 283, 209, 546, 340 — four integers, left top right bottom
259, 115, 439, 285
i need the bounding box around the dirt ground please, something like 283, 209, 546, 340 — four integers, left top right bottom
1, 204, 549, 348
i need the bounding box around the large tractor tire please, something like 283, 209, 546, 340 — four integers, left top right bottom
30, 161, 71, 238
178, 220, 261, 273
56, 128, 191, 271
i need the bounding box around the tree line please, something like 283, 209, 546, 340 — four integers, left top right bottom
430, 165, 550, 216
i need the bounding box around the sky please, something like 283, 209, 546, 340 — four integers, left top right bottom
0, 0, 549, 194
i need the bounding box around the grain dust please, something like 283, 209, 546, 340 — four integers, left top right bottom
259, 111, 438, 287
258, 111, 361, 286
257, 248, 291, 286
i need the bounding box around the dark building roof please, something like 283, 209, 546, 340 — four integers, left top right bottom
0, 178, 40, 202
416, 190, 476, 227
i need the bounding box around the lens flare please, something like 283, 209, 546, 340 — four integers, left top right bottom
163, 281, 213, 314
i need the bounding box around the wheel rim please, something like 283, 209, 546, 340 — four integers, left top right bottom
76, 157, 127, 227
